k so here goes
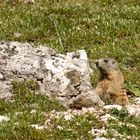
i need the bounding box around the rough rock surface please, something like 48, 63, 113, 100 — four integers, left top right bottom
0, 41, 104, 108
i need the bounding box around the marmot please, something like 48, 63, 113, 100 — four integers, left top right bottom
95, 58, 129, 105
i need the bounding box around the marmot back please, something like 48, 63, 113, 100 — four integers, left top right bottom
95, 58, 129, 105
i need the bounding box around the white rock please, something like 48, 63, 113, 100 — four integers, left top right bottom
90, 128, 107, 137
13, 32, 22, 38
127, 105, 140, 116
30, 109, 36, 114
0, 115, 9, 122
15, 112, 23, 116
104, 105, 122, 111
57, 125, 63, 130
31, 124, 46, 130
0, 41, 103, 108
64, 114, 73, 121
100, 114, 117, 122
134, 98, 140, 105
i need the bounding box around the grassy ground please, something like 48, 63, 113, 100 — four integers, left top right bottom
0, 0, 140, 87
0, 0, 140, 139
0, 81, 140, 140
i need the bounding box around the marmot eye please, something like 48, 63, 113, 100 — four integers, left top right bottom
104, 59, 108, 63
112, 61, 115, 64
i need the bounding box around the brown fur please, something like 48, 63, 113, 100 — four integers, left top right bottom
95, 58, 129, 105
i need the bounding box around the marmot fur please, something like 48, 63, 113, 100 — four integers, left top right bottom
95, 58, 129, 105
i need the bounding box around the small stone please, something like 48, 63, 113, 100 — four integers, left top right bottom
100, 114, 117, 122
64, 114, 73, 121
31, 124, 45, 130
90, 128, 107, 137
134, 97, 140, 105
0, 115, 9, 122
103, 105, 122, 111
30, 109, 36, 114
127, 105, 140, 116
13, 32, 22, 38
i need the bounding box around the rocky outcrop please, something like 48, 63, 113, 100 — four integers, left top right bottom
0, 41, 104, 108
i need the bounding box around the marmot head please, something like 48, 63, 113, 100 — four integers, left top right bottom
96, 58, 119, 74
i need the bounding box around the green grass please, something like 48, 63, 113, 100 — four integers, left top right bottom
106, 108, 140, 139
0, 0, 140, 89
0, 80, 66, 140
0, 81, 140, 139
0, 0, 140, 139
0, 80, 140, 139
0, 80, 99, 139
